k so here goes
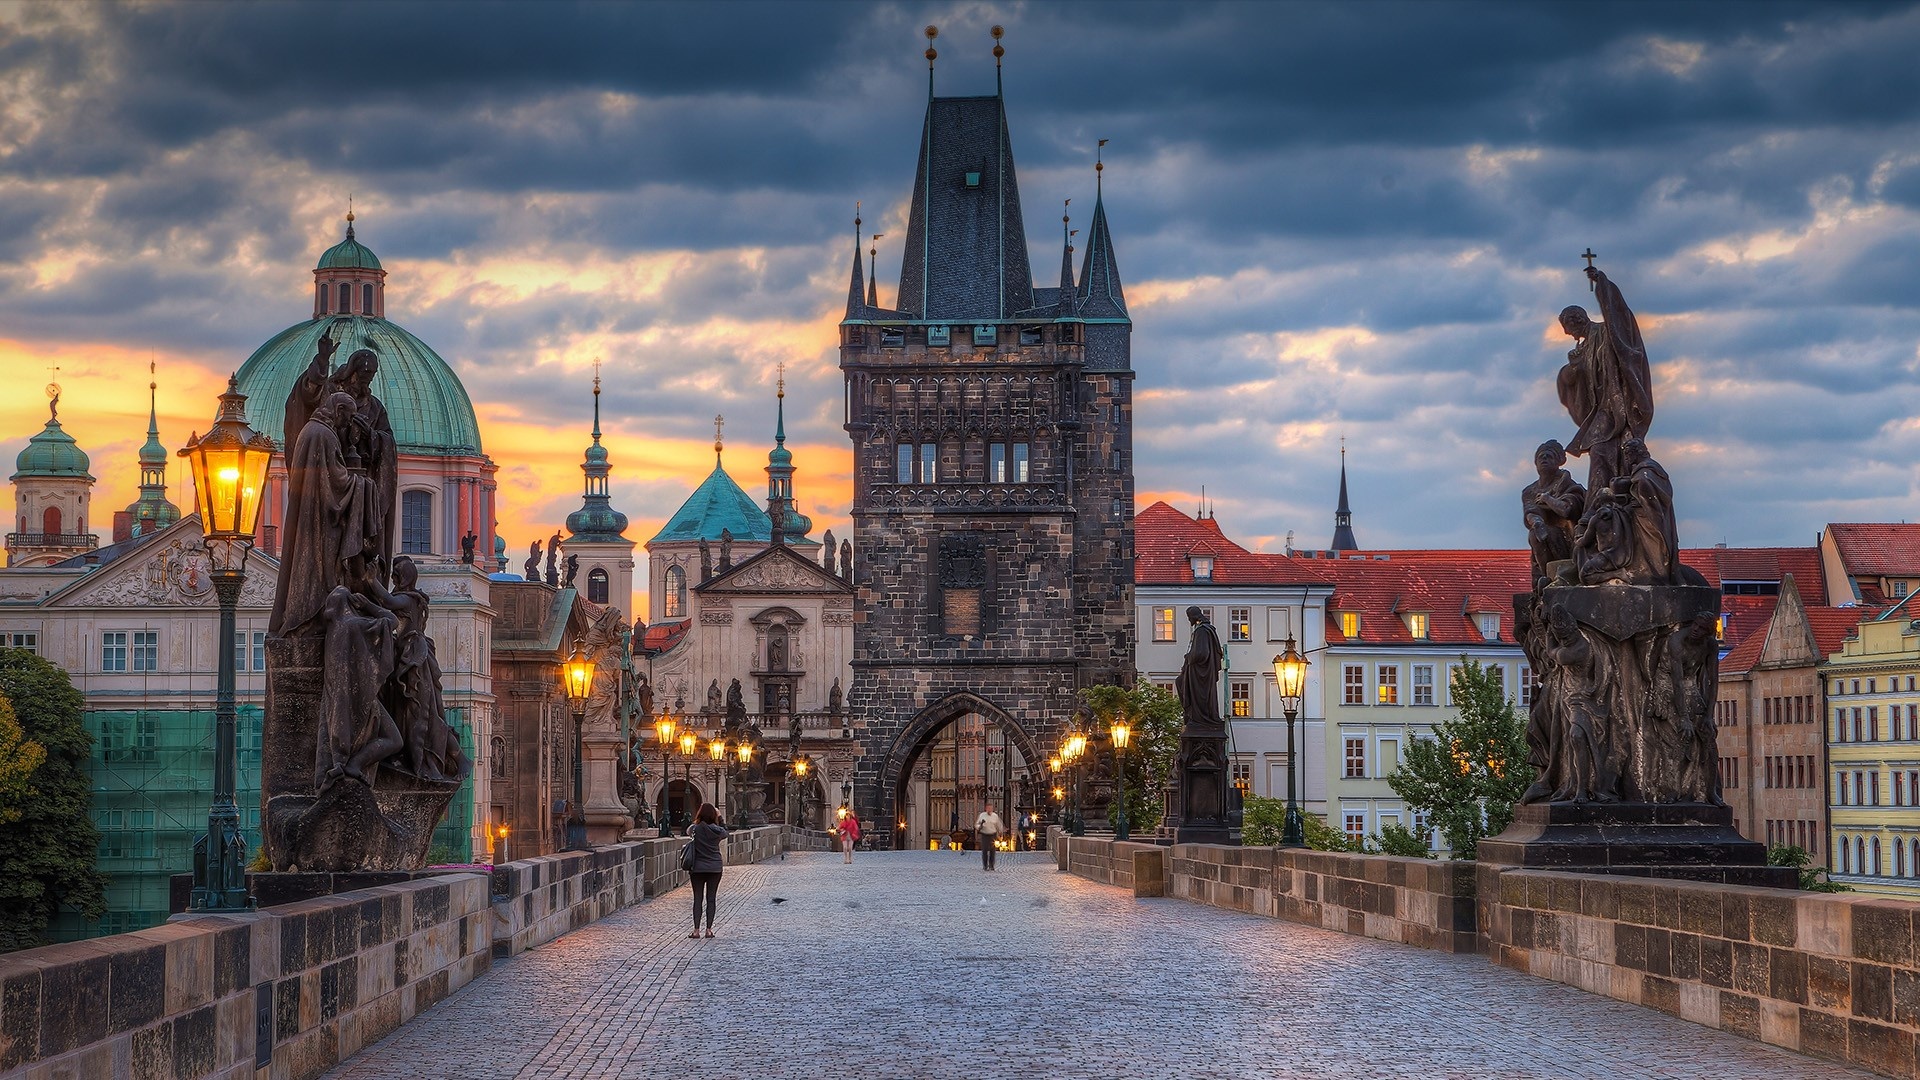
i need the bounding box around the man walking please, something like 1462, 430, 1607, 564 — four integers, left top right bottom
975, 805, 1005, 871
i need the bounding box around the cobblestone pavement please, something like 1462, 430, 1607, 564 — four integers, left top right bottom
330, 851, 1868, 1079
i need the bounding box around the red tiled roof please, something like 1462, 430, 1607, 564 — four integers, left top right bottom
1808, 608, 1865, 657
1719, 601, 1864, 676
1317, 550, 1533, 646
1675, 547, 1825, 593
1718, 611, 1772, 677
1827, 524, 1920, 579
640, 620, 690, 655
1134, 502, 1331, 586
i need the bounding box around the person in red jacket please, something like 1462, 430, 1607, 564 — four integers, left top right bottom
834, 806, 860, 863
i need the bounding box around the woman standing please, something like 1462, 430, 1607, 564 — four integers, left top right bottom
835, 806, 860, 863
687, 803, 728, 938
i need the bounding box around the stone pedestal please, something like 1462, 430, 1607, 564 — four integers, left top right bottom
1173, 731, 1233, 846
1479, 802, 1796, 887
582, 727, 633, 844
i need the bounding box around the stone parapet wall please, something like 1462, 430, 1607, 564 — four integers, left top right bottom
488, 844, 649, 959
1488, 868, 1920, 1078
0, 872, 493, 1080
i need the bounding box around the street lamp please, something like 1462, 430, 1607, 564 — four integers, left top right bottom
1061, 729, 1087, 837
180, 375, 272, 913
1273, 635, 1310, 848
654, 714, 678, 834
561, 640, 598, 852
790, 756, 810, 828
1110, 718, 1132, 841
494, 823, 510, 865
677, 729, 697, 828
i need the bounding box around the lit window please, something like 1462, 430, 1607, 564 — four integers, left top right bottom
664, 566, 686, 618
1344, 737, 1366, 777
1152, 607, 1175, 643
1405, 612, 1429, 639
1412, 665, 1435, 706
1339, 611, 1359, 638
1343, 665, 1365, 706
401, 490, 433, 554
1230, 681, 1250, 718
1229, 607, 1251, 642
1343, 812, 1366, 844
1377, 666, 1398, 705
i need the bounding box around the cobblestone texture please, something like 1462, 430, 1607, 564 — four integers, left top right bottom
328, 851, 1870, 1079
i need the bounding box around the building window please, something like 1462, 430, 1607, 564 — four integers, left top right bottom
317, 284, 328, 314
1231, 757, 1252, 793
588, 567, 609, 605
1152, 607, 1175, 643
897, 444, 914, 483
1377, 666, 1398, 705
1230, 681, 1250, 718
1412, 664, 1435, 706
1405, 612, 1429, 639
252, 631, 266, 671
5, 633, 35, 653
132, 630, 159, 672
920, 443, 938, 484
1518, 664, 1533, 708
1487, 665, 1505, 702
363, 282, 375, 313
102, 631, 128, 672
401, 490, 433, 554
1446, 664, 1465, 706
1343, 812, 1366, 845
664, 565, 686, 618
1190, 555, 1214, 581
338, 281, 352, 312
1344, 736, 1366, 778
990, 443, 1006, 483
1229, 607, 1251, 642
1010, 443, 1029, 483
1343, 664, 1366, 706
1338, 611, 1359, 638
1476, 611, 1501, 640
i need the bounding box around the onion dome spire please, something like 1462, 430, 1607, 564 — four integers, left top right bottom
126, 361, 181, 535
765, 363, 813, 545
565, 361, 628, 542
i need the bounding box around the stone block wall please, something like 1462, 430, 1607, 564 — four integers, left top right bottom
1488, 869, 1920, 1078
0, 872, 492, 1080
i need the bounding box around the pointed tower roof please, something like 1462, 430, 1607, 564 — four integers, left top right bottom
648, 417, 772, 546
894, 89, 1034, 320
1055, 202, 1078, 318
125, 364, 181, 534
844, 206, 867, 319
764, 365, 814, 545
1076, 157, 1128, 319
1329, 444, 1358, 551
565, 367, 630, 543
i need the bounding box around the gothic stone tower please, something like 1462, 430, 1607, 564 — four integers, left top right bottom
839, 66, 1136, 847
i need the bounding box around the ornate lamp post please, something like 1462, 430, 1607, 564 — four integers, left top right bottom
789, 756, 811, 828
493, 823, 510, 865
734, 738, 753, 829
561, 640, 598, 851
677, 730, 697, 826
180, 376, 273, 913
1110, 718, 1132, 841
654, 714, 679, 834
1062, 729, 1087, 837
1272, 635, 1310, 848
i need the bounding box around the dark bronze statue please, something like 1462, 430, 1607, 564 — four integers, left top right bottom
718, 528, 733, 572
563, 553, 579, 589
1557, 267, 1653, 492
821, 528, 836, 576
524, 540, 541, 582
1521, 440, 1584, 589
1175, 605, 1224, 732
828, 676, 843, 716
839, 539, 852, 581
545, 532, 561, 586
460, 532, 476, 564
1171, 605, 1230, 843
381, 556, 467, 783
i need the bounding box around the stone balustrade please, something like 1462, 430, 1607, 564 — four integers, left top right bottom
0, 824, 814, 1080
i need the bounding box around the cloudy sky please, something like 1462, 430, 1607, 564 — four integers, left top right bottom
4, 0, 1919, 606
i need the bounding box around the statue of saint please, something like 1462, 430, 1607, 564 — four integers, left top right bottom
840, 539, 852, 580
821, 529, 836, 576
315, 585, 403, 790
1521, 440, 1584, 588
1175, 605, 1224, 732
725, 678, 747, 725
563, 553, 580, 588
524, 540, 541, 582
1615, 437, 1678, 586
705, 679, 724, 717
284, 341, 397, 583
460, 532, 476, 564
828, 676, 843, 716
698, 539, 713, 582
378, 556, 467, 783
1557, 267, 1653, 491
271, 391, 381, 636
545, 533, 562, 586
718, 528, 734, 571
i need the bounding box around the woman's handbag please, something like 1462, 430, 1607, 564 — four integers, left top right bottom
678, 840, 696, 872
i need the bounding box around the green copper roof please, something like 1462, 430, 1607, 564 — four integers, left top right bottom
316, 220, 383, 270
12, 406, 93, 481
649, 461, 770, 546
234, 315, 484, 456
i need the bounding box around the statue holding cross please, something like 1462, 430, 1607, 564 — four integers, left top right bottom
1555, 251, 1653, 492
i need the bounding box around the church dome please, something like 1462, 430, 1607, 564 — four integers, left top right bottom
649, 463, 770, 546
12, 408, 93, 481
234, 315, 483, 456
316, 230, 383, 271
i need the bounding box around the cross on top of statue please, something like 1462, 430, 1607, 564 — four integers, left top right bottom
1581, 247, 1596, 269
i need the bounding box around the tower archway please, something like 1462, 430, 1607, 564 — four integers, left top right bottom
879, 692, 1043, 850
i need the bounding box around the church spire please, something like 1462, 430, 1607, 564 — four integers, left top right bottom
1329, 441, 1358, 552
125, 361, 181, 538
845, 204, 866, 319
765, 363, 813, 546
565, 361, 628, 544
1077, 140, 1128, 320
1057, 200, 1077, 317
867, 231, 883, 309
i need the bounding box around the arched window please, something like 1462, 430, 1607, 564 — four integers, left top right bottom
588, 567, 609, 605
664, 565, 686, 618
401, 490, 433, 554
42, 505, 60, 536
317, 284, 328, 314
490, 736, 507, 779
1873, 837, 1882, 876
363, 282, 375, 314
338, 281, 352, 313
1857, 836, 1868, 875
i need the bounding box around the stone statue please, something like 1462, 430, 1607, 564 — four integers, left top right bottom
271, 391, 381, 636
460, 532, 477, 564
281, 333, 398, 586
1521, 440, 1584, 589
726, 678, 747, 726
563, 553, 580, 589
524, 540, 541, 582
699, 539, 712, 583
828, 676, 843, 716
1175, 605, 1224, 732
315, 585, 403, 791
380, 556, 467, 783
1616, 437, 1678, 586
718, 528, 733, 571
1557, 267, 1653, 492
545, 533, 562, 587
840, 539, 852, 580
705, 679, 723, 717
635, 672, 655, 721
821, 529, 836, 576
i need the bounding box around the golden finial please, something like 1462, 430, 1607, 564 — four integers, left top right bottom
925, 24, 938, 89
870, 231, 884, 259
992, 24, 1004, 66
776, 360, 786, 398
855, 199, 861, 231
714, 414, 725, 460
592, 356, 602, 393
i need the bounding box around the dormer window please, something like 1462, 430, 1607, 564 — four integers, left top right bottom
1405, 613, 1430, 639
1474, 612, 1499, 641
1189, 555, 1214, 581
1339, 611, 1360, 638
926, 325, 951, 346
973, 325, 997, 346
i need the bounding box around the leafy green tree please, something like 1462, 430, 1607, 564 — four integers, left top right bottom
1371, 820, 1435, 859
0, 649, 106, 951
1768, 844, 1850, 893
0, 693, 46, 827
1241, 795, 1362, 852
1082, 683, 1182, 832
1388, 657, 1529, 860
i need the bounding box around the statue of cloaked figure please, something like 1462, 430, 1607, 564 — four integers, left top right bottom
379, 556, 468, 783
273, 389, 382, 635
1557, 267, 1653, 492
1175, 605, 1225, 733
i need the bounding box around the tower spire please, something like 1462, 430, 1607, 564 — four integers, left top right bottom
1077, 140, 1128, 319
867, 232, 883, 309
845, 203, 866, 318
346, 194, 356, 240
992, 24, 1004, 97
590, 357, 603, 443
714, 414, 725, 467
1329, 440, 1358, 551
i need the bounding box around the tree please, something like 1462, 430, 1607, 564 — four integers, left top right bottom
1371, 820, 1435, 859
1388, 657, 1529, 860
1242, 795, 1361, 852
0, 648, 106, 951
1768, 844, 1850, 893
0, 693, 45, 827
1082, 683, 1181, 833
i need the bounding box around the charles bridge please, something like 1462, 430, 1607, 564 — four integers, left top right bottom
2, 826, 1917, 1079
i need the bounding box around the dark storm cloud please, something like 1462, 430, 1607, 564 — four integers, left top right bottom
3, 0, 1920, 552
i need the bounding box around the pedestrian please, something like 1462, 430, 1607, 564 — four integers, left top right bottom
687, 802, 728, 938
835, 806, 860, 863
1016, 810, 1032, 851
975, 805, 1005, 871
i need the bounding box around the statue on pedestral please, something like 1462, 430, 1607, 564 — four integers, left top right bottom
1175, 605, 1224, 732
828, 676, 843, 716
1521, 440, 1584, 589
314, 585, 403, 791
525, 540, 541, 582
705, 679, 724, 717
545, 533, 562, 586
460, 532, 476, 564
272, 391, 381, 636
379, 556, 468, 783
563, 553, 579, 589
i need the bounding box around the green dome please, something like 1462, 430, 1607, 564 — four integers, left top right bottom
12, 411, 93, 481
566, 499, 629, 542
649, 463, 770, 546
316, 228, 383, 271
234, 316, 483, 456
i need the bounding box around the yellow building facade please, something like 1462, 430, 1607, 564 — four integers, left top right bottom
1822, 613, 1920, 895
